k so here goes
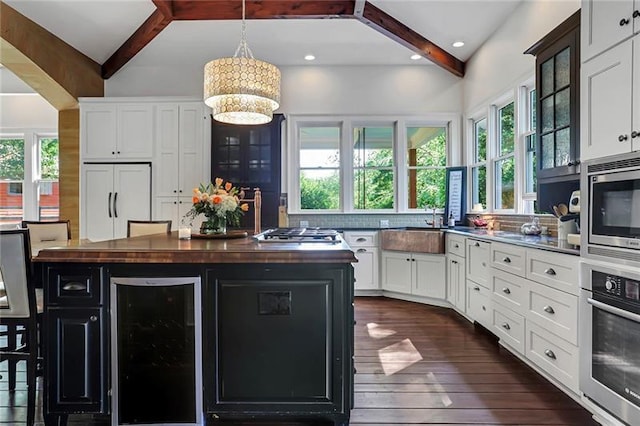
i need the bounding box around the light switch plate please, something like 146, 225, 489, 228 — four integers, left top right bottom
299, 220, 309, 227
380, 220, 390, 228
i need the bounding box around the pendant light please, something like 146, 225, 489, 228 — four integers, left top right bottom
203, 0, 281, 125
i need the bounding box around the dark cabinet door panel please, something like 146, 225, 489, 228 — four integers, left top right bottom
46, 308, 107, 414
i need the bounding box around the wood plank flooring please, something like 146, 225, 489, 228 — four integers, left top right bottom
1, 297, 598, 425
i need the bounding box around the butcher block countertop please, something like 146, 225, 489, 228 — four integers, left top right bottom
32, 232, 357, 264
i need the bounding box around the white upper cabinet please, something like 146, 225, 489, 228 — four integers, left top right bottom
581, 36, 640, 160
154, 102, 207, 198
82, 102, 154, 160
582, 0, 640, 62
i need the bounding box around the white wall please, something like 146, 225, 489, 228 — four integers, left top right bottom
0, 94, 57, 130
463, 0, 580, 114
105, 64, 464, 114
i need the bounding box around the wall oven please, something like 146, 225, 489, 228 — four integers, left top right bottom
580, 261, 640, 426
584, 152, 640, 266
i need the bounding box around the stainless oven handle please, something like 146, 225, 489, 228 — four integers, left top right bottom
588, 298, 640, 324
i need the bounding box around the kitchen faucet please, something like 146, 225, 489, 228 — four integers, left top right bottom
424, 205, 437, 228
240, 187, 262, 235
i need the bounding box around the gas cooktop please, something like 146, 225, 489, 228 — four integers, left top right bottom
254, 228, 341, 243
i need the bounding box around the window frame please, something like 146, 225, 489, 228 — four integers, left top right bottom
287, 114, 460, 214
467, 114, 489, 212
492, 97, 516, 213
519, 78, 537, 214
0, 129, 58, 228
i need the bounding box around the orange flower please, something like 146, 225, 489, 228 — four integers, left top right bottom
225, 182, 232, 191
240, 203, 249, 212
192, 196, 200, 204
212, 195, 222, 204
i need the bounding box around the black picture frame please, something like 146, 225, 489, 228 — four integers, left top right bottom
444, 167, 466, 226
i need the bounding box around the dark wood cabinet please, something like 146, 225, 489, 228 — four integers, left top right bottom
204, 264, 354, 425
44, 266, 108, 424
211, 114, 285, 229
525, 11, 580, 212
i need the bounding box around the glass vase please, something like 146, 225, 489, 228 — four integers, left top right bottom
200, 215, 227, 235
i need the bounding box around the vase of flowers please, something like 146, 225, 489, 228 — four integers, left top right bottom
185, 178, 249, 235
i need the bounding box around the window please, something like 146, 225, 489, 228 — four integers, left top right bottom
494, 102, 515, 210
523, 87, 537, 212
406, 126, 447, 209
299, 125, 341, 210
0, 133, 59, 228
290, 116, 455, 213
353, 126, 394, 210
470, 118, 487, 210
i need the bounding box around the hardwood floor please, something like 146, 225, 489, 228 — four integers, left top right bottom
1, 297, 598, 425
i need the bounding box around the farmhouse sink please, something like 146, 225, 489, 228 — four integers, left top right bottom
380, 229, 445, 254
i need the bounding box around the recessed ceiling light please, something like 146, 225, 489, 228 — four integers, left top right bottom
304, 54, 316, 61
452, 41, 465, 48
410, 54, 421, 60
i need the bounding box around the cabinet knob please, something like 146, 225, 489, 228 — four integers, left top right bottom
619, 134, 629, 142
406, 258, 411, 262
502, 287, 511, 295
474, 286, 480, 291
634, 10, 640, 18
501, 323, 511, 330
544, 349, 556, 360
112, 151, 115, 155
117, 151, 121, 154
503, 257, 511, 264
454, 244, 459, 248
179, 190, 183, 193
89, 315, 98, 322
173, 201, 177, 205
411, 258, 416, 262
543, 305, 555, 314
474, 242, 480, 247
632, 131, 639, 139
173, 190, 177, 193
620, 17, 630, 26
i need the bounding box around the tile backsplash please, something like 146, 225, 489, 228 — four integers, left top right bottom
288, 213, 567, 236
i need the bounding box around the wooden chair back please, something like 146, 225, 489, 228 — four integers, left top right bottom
127, 220, 172, 237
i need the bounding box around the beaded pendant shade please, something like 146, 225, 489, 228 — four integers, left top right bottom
204, 0, 280, 125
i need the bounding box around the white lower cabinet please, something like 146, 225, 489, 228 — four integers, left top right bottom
82, 163, 151, 241
525, 321, 579, 393
466, 280, 491, 329
492, 301, 525, 354
381, 251, 446, 299
446, 254, 466, 313
344, 231, 379, 291
154, 197, 194, 231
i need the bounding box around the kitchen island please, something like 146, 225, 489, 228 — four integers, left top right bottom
34, 232, 356, 426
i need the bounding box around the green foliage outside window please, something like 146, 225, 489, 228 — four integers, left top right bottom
0, 139, 25, 180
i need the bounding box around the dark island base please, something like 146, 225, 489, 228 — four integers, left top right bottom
45, 414, 348, 425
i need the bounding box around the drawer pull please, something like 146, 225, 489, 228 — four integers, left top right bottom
356, 248, 367, 253
62, 282, 87, 292
474, 286, 480, 291
544, 349, 556, 360
620, 18, 630, 26
454, 244, 459, 248
544, 268, 556, 276
482, 306, 486, 311
356, 237, 367, 242
543, 305, 555, 314
503, 257, 511, 263
474, 242, 480, 247
501, 323, 511, 330
89, 315, 98, 322
502, 287, 511, 295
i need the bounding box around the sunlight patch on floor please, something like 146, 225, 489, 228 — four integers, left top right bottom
365, 322, 397, 339
377, 338, 423, 375
425, 372, 453, 407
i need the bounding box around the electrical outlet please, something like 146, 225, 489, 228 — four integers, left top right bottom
380, 220, 390, 228
299, 220, 309, 227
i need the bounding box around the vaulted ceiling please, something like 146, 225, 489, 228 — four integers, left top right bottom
2, 0, 523, 95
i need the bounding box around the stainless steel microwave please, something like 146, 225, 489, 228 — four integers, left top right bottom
583, 152, 640, 266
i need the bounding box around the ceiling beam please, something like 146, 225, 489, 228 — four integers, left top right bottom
0, 2, 103, 109
102, 9, 173, 79
172, 0, 355, 20
152, 0, 174, 18
356, 2, 465, 78
102, 0, 465, 79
